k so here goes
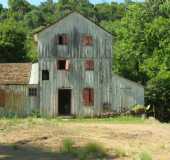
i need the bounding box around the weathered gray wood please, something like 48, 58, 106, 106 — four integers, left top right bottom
36, 12, 144, 117
0, 85, 39, 116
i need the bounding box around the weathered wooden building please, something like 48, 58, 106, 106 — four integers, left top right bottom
0, 12, 144, 117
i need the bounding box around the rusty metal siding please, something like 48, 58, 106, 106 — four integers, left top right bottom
112, 74, 144, 112
0, 85, 39, 116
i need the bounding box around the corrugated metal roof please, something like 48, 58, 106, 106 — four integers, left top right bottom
29, 63, 39, 85
0, 63, 32, 85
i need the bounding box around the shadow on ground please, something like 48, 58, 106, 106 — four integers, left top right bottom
0, 142, 114, 160
0, 143, 73, 160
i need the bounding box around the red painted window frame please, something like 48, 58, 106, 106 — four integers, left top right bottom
83, 88, 94, 106
82, 35, 93, 46
85, 60, 94, 70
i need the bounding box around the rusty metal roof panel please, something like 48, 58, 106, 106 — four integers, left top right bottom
0, 63, 32, 85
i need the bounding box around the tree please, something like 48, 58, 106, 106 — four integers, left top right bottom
8, 0, 31, 14
145, 72, 170, 121
0, 19, 27, 62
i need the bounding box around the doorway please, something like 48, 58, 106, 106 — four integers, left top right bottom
58, 89, 71, 115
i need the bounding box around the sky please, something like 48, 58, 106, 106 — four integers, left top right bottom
0, 0, 143, 8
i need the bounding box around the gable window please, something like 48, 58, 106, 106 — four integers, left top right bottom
58, 60, 70, 70
29, 88, 37, 97
42, 70, 49, 80
82, 35, 93, 46
0, 89, 5, 107
85, 60, 94, 70
83, 88, 94, 106
57, 34, 69, 45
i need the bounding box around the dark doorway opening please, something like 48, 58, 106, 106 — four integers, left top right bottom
58, 89, 71, 115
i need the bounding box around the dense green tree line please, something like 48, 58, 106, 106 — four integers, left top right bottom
0, 0, 169, 121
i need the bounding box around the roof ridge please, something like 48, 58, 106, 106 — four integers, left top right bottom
33, 11, 113, 36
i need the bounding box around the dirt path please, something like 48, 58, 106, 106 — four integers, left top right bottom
0, 119, 170, 159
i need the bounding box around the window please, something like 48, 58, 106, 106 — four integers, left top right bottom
57, 34, 69, 45
58, 60, 70, 70
29, 88, 37, 97
85, 60, 94, 70
83, 88, 94, 106
0, 89, 5, 107
42, 70, 49, 80
82, 35, 93, 46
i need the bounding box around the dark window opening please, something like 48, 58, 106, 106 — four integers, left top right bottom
82, 35, 93, 46
58, 60, 70, 70
0, 89, 5, 107
85, 60, 94, 70
42, 70, 49, 80
57, 34, 68, 45
83, 88, 94, 106
29, 88, 37, 97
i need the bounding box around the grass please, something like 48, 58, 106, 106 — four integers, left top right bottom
0, 116, 145, 129
60, 138, 108, 160
134, 151, 152, 160
113, 147, 128, 158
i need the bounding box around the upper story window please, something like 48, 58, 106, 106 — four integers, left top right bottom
82, 35, 93, 46
57, 60, 70, 70
85, 60, 94, 70
57, 34, 69, 45
42, 70, 49, 80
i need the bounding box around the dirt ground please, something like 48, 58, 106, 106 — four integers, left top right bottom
0, 118, 170, 160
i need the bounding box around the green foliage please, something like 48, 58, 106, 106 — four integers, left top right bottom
0, 19, 28, 62
61, 139, 107, 160
145, 73, 170, 121
61, 138, 75, 153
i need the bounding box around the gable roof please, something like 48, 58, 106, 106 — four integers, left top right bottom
33, 11, 113, 36
0, 63, 32, 85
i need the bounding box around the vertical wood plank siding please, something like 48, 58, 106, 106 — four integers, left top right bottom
112, 74, 144, 112
37, 12, 144, 117
0, 85, 39, 116
38, 13, 112, 117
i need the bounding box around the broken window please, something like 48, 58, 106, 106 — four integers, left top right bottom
58, 60, 70, 70
82, 35, 93, 46
29, 88, 37, 97
57, 34, 69, 45
0, 89, 5, 107
85, 60, 94, 70
83, 88, 94, 106
42, 70, 49, 80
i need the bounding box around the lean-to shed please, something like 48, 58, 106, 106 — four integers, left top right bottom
0, 63, 39, 116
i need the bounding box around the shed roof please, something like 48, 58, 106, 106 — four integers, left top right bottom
0, 63, 32, 85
